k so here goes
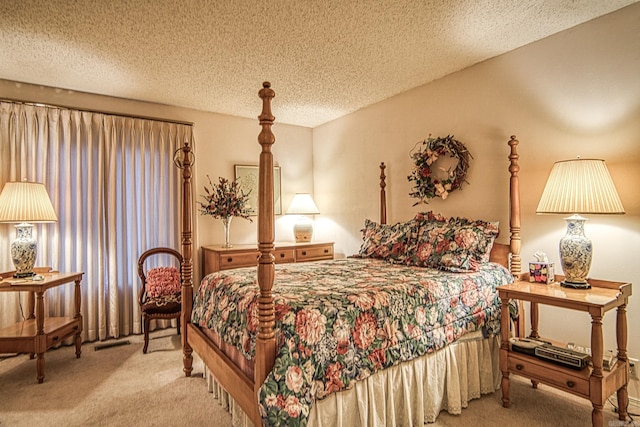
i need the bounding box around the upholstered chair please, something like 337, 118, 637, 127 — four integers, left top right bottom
137, 247, 182, 353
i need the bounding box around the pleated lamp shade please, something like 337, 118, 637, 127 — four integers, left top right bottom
536, 159, 625, 215
0, 181, 58, 223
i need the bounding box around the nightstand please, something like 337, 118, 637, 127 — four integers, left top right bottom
0, 269, 84, 383
202, 241, 334, 277
498, 275, 632, 427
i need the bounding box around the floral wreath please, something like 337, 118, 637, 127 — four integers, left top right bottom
407, 134, 472, 204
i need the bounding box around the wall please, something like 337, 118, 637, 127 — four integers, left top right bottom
313, 3, 640, 399
0, 79, 314, 281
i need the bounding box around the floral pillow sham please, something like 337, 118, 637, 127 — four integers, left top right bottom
357, 219, 413, 263
404, 217, 499, 272
358, 211, 499, 272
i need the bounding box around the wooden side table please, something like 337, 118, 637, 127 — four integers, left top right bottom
202, 241, 334, 276
498, 275, 632, 427
0, 269, 84, 383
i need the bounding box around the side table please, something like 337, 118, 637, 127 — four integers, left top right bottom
0, 269, 84, 383
498, 275, 631, 427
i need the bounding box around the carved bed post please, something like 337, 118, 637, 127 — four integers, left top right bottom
176, 142, 194, 376
379, 162, 387, 225
508, 135, 525, 337
508, 135, 521, 276
255, 82, 277, 397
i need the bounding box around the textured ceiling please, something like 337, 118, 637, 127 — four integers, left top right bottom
0, 0, 637, 127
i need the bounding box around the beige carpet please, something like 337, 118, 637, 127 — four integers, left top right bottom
0, 329, 630, 426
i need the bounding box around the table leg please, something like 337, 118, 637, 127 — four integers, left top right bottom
590, 313, 604, 427
500, 298, 510, 408
36, 291, 45, 383
74, 278, 83, 358
529, 301, 539, 389
616, 302, 628, 421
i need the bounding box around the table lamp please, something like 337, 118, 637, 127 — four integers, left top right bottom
0, 180, 58, 277
286, 193, 320, 243
536, 158, 624, 289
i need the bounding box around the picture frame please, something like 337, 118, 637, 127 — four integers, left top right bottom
234, 165, 282, 216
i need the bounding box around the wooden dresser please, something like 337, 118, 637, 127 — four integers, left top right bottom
202, 241, 334, 276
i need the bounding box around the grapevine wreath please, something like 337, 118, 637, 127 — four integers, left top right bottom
407, 135, 472, 204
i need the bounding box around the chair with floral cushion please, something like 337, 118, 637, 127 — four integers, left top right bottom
137, 247, 183, 353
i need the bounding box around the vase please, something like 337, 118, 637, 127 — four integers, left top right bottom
222, 216, 233, 248
559, 214, 592, 289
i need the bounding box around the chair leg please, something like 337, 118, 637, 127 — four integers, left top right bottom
143, 317, 150, 354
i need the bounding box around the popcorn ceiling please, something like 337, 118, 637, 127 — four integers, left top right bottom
0, 0, 635, 127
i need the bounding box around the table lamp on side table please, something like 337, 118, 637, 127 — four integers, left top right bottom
286, 193, 320, 243
536, 158, 625, 289
0, 180, 58, 278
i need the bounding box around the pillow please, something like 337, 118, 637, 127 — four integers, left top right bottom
146, 266, 181, 298
448, 216, 499, 263
404, 214, 499, 272
358, 219, 413, 263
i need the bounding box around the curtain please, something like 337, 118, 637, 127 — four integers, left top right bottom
0, 101, 193, 341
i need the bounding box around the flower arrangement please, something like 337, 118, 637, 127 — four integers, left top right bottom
198, 176, 253, 221
407, 135, 472, 205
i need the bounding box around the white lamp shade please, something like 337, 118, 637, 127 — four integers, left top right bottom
0, 181, 58, 223
536, 159, 624, 215
286, 193, 320, 215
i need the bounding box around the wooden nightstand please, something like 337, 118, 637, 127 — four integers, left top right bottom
498, 275, 632, 427
0, 269, 84, 383
202, 241, 334, 276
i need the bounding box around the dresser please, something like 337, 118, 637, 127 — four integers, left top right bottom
202, 241, 334, 276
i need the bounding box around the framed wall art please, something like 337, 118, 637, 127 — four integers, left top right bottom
234, 165, 282, 215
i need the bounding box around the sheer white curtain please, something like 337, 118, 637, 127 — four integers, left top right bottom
0, 101, 192, 341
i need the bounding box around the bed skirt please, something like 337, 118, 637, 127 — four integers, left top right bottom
204, 332, 501, 426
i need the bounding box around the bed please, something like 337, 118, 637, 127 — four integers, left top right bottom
175, 82, 523, 426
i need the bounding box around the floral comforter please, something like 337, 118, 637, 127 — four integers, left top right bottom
192, 258, 514, 426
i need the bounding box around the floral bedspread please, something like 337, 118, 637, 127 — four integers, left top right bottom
192, 258, 514, 426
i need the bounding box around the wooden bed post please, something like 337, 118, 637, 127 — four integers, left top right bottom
508, 135, 525, 338
255, 82, 277, 400
379, 162, 387, 225
507, 135, 521, 276
176, 141, 194, 376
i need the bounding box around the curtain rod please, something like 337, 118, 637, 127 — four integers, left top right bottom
0, 97, 194, 127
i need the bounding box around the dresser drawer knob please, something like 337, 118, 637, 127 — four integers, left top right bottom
227, 257, 233, 263
566, 381, 575, 388
302, 251, 307, 256
280, 253, 285, 258
515, 364, 524, 371
323, 249, 328, 253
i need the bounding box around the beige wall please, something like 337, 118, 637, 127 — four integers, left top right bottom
0, 79, 314, 281
313, 3, 640, 398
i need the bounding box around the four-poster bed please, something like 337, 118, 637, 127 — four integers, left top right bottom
175, 82, 523, 426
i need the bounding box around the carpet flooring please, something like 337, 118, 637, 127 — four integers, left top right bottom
0, 329, 634, 426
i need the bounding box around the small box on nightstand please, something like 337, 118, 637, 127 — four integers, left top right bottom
529, 262, 555, 284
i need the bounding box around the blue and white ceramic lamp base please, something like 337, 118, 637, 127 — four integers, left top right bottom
559, 214, 592, 289
11, 223, 37, 278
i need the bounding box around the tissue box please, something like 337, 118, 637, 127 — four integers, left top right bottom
529, 262, 555, 284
